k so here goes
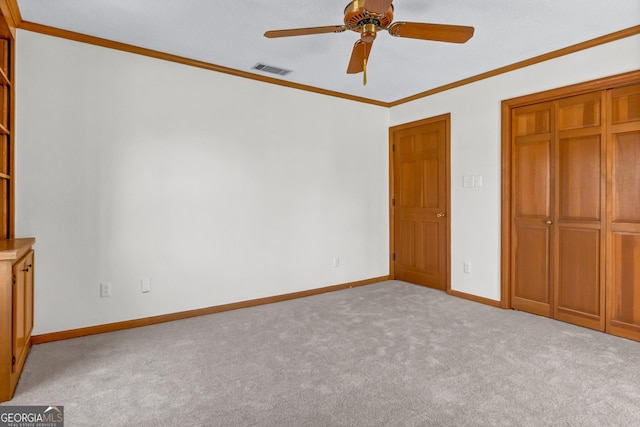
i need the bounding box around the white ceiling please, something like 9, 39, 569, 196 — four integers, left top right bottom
16, 0, 640, 104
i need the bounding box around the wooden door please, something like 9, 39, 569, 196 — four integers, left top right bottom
553, 92, 605, 330
504, 72, 640, 341
607, 83, 640, 341
12, 254, 26, 373
392, 115, 449, 290
511, 93, 606, 328
11, 250, 33, 375
511, 102, 554, 317
24, 251, 34, 348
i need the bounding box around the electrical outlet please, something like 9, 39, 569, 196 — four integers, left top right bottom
333, 257, 340, 268
141, 277, 151, 293
463, 262, 471, 274
100, 282, 111, 298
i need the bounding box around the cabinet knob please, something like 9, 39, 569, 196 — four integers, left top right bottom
436, 212, 446, 218
545, 220, 553, 225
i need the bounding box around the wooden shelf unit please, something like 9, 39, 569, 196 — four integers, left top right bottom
0, 6, 13, 239
0, 1, 30, 402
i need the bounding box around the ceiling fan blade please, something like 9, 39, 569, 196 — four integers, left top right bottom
264, 25, 346, 38
388, 22, 474, 43
364, 0, 393, 14
347, 40, 373, 74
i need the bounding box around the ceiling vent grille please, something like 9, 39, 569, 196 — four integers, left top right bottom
252, 63, 292, 76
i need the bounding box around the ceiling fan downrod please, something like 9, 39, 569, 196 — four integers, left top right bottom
363, 57, 367, 85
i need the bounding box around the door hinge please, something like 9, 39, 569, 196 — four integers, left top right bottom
392, 144, 395, 152
392, 253, 396, 261
12, 355, 15, 365
392, 198, 395, 206
12, 274, 15, 284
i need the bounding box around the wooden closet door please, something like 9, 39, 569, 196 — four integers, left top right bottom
511, 103, 554, 317
607, 83, 640, 341
553, 92, 606, 330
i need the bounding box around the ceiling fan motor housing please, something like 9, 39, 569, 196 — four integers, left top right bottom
344, 0, 394, 36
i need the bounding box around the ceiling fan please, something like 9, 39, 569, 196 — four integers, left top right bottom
264, 0, 474, 84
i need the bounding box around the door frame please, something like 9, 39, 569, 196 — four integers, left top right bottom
389, 113, 451, 293
500, 70, 640, 309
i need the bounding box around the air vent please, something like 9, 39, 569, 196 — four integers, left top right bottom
252, 63, 292, 76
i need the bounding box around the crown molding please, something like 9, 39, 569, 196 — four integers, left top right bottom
389, 25, 640, 106
18, 21, 389, 108
16, 18, 640, 108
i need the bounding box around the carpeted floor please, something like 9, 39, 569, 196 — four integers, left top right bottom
2, 280, 640, 426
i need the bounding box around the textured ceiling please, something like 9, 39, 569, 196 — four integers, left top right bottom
16, 0, 640, 103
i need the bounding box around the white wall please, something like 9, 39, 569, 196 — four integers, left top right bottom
15, 28, 640, 335
390, 35, 640, 301
15, 30, 390, 335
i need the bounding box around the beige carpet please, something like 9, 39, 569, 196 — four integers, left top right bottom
2, 280, 640, 426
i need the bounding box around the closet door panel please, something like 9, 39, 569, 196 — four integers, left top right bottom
607, 83, 640, 341
555, 227, 602, 328
610, 231, 640, 333
511, 103, 554, 316
553, 92, 605, 330
610, 84, 640, 125
513, 224, 551, 315
557, 92, 601, 130
608, 130, 640, 338
514, 137, 551, 218
558, 134, 601, 221
611, 130, 640, 223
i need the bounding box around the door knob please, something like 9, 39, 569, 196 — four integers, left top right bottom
436, 212, 446, 218
545, 220, 553, 225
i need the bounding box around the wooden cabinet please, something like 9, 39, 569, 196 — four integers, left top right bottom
0, 238, 35, 402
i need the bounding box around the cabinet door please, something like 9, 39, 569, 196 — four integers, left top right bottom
24, 251, 34, 345
12, 250, 33, 374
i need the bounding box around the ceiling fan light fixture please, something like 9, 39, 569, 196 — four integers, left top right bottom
361, 23, 378, 42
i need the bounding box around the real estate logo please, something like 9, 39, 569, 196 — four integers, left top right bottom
0, 406, 63, 427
